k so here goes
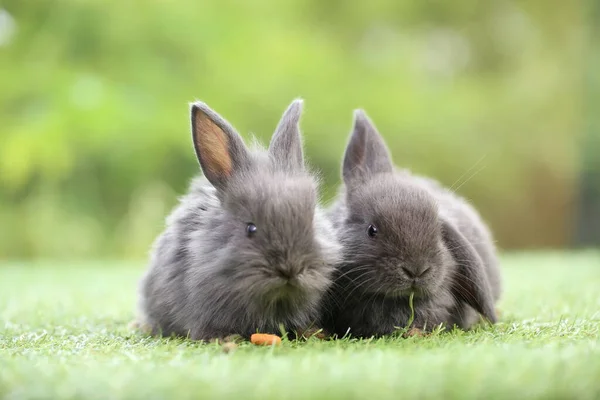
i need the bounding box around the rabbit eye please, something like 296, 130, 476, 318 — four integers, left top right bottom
367, 224, 378, 238
246, 223, 257, 237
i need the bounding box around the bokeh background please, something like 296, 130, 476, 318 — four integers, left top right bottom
1, 0, 598, 260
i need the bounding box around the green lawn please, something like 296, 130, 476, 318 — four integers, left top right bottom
1, 253, 599, 400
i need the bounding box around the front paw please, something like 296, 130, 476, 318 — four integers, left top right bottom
403, 327, 425, 338
208, 334, 244, 344
128, 320, 153, 335
296, 327, 329, 340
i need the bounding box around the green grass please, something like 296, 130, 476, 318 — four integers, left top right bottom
1, 253, 599, 400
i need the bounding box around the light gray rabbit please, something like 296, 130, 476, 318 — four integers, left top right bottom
136, 99, 341, 341
321, 110, 501, 338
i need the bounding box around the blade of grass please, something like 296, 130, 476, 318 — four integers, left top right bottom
407, 291, 415, 328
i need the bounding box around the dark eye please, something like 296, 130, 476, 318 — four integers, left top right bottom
367, 224, 378, 238
246, 223, 257, 237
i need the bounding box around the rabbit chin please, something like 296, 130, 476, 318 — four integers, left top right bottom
247, 283, 316, 323
253, 278, 316, 306
261, 277, 312, 302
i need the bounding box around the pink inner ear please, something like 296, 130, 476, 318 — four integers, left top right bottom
194, 112, 233, 178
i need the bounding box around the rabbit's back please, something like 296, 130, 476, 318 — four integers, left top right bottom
138, 177, 221, 337
409, 174, 501, 301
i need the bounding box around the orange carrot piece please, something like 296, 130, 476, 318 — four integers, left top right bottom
250, 333, 282, 346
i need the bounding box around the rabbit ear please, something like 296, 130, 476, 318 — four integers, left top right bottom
268, 99, 305, 172
342, 109, 393, 185
442, 219, 497, 324
190, 101, 251, 191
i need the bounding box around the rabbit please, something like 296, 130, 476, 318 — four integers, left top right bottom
136, 99, 341, 341
320, 110, 502, 338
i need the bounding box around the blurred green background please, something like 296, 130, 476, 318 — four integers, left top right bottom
0, 0, 597, 259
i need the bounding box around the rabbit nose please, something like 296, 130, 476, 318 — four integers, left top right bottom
275, 267, 294, 280
402, 266, 431, 279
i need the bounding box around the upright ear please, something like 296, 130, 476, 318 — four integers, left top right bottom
190, 101, 250, 191
342, 109, 393, 185
442, 219, 497, 324
268, 99, 305, 172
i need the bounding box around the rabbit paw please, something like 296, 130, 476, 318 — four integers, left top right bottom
297, 327, 329, 340
403, 327, 424, 338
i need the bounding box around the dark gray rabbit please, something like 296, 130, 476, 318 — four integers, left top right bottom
321, 110, 502, 338
136, 99, 341, 341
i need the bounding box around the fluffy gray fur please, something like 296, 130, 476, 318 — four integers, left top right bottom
137, 99, 341, 341
321, 110, 502, 338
